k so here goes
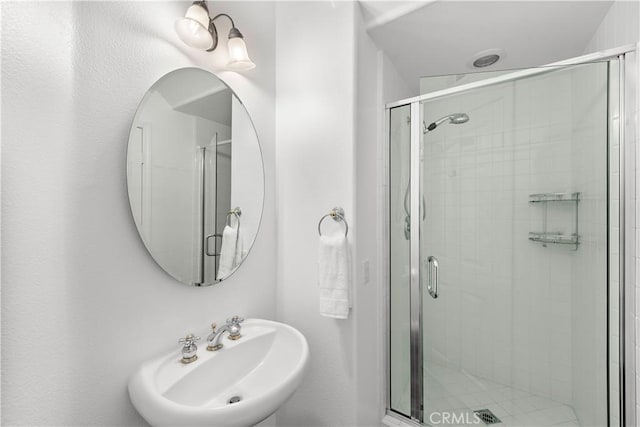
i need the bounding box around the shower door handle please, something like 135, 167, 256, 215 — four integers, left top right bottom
205, 234, 222, 256
426, 256, 438, 299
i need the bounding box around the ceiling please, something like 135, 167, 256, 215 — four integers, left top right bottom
361, 0, 614, 92
173, 89, 232, 126
155, 73, 232, 125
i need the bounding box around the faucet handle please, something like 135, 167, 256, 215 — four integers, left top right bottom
206, 323, 217, 341
226, 315, 245, 325
178, 333, 200, 364
178, 333, 200, 345
226, 316, 244, 341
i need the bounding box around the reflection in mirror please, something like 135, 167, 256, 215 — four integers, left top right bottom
127, 68, 264, 286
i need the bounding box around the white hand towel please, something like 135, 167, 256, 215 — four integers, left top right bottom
318, 234, 351, 319
217, 225, 238, 280
233, 230, 244, 269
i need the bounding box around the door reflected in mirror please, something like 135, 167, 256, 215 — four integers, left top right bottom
127, 68, 264, 286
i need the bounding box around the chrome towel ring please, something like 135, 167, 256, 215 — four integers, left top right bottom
318, 207, 348, 237
226, 207, 241, 227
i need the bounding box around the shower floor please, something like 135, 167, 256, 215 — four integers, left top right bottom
420, 364, 580, 426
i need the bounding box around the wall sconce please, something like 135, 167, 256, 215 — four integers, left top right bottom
175, 1, 256, 71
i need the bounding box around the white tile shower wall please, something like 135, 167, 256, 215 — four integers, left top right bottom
1, 2, 277, 425
422, 75, 573, 399
422, 64, 609, 422
569, 62, 609, 427
134, 90, 201, 282
421, 81, 522, 390
231, 97, 265, 256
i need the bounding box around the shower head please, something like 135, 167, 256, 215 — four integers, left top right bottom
423, 113, 470, 133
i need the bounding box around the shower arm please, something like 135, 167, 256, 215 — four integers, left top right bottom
424, 116, 451, 132
423, 113, 469, 133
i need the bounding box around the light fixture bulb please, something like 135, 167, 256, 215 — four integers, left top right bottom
227, 36, 255, 71
175, 4, 214, 50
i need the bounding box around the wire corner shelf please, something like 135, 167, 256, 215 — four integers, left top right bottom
529, 192, 580, 203
528, 192, 580, 250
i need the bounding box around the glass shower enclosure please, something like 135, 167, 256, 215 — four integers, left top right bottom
387, 47, 636, 426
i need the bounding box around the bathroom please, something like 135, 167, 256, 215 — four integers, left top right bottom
1, 1, 639, 426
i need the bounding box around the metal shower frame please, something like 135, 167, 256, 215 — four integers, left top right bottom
383, 44, 638, 427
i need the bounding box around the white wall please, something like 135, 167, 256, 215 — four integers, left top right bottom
231, 96, 264, 258
4, 2, 638, 427
354, 9, 386, 425
381, 53, 414, 105
133, 90, 200, 283
1, 2, 277, 425
274, 2, 358, 425
0, 2, 421, 426
583, 0, 640, 55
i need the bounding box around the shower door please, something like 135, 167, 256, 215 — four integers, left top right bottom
389, 103, 413, 418
200, 142, 219, 283
388, 51, 631, 427
197, 134, 232, 285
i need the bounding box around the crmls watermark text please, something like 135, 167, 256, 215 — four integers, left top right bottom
428, 411, 482, 425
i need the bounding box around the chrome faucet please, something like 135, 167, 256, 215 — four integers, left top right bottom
207, 316, 244, 351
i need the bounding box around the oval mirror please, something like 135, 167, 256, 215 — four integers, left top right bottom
126, 68, 264, 286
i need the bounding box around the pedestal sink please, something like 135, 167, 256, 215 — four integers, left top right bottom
128, 319, 309, 427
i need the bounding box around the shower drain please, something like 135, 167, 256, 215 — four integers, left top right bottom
473, 409, 501, 425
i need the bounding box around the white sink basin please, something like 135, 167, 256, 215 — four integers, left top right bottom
128, 319, 309, 427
